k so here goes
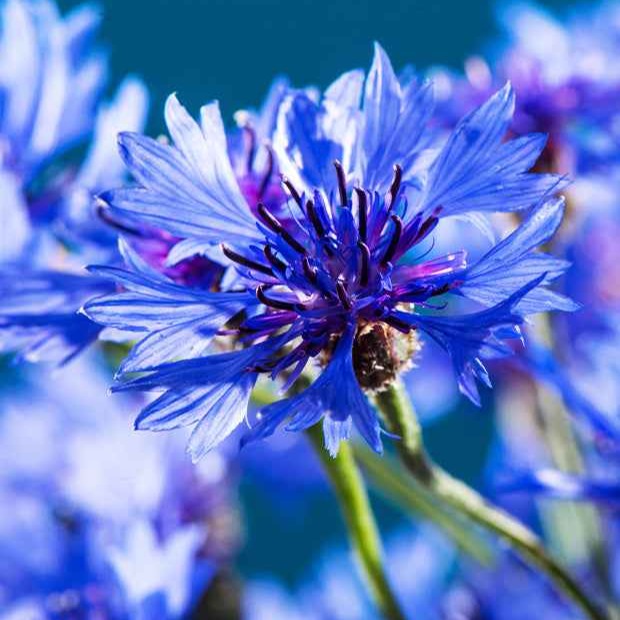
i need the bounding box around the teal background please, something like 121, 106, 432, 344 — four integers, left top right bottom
56, 0, 568, 585
60, 0, 567, 127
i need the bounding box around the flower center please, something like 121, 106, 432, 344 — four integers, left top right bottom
352, 320, 422, 391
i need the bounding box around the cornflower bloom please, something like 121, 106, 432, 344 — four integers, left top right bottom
427, 3, 620, 442
431, 1, 620, 175
0, 360, 237, 619
0, 0, 148, 364
85, 44, 572, 460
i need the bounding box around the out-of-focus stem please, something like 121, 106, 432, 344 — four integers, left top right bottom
353, 443, 494, 565
533, 315, 609, 583
376, 379, 608, 620
306, 424, 406, 620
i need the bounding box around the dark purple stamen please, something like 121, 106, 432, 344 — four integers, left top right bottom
336, 281, 352, 310
413, 215, 439, 244
305, 199, 335, 257
242, 310, 297, 333
258, 145, 274, 199
282, 176, 302, 208
357, 241, 370, 287
388, 164, 403, 207
221, 245, 274, 276
429, 283, 452, 297
256, 285, 299, 311
249, 362, 275, 373
334, 160, 348, 207
381, 215, 403, 266
355, 188, 368, 242
302, 256, 317, 283
305, 199, 325, 237
264, 245, 287, 272
257, 202, 306, 254
385, 314, 412, 334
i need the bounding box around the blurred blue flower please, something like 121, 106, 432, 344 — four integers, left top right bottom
244, 526, 454, 620
432, 2, 620, 176
0, 359, 237, 619
443, 554, 583, 620
0, 0, 148, 365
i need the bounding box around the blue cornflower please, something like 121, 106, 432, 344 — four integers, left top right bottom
0, 0, 107, 244
432, 2, 620, 175
428, 4, 620, 444
0, 0, 149, 364
443, 554, 583, 620
490, 341, 620, 507
85, 45, 572, 459
0, 360, 233, 619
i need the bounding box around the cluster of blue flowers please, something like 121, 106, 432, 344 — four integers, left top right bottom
1, 0, 620, 618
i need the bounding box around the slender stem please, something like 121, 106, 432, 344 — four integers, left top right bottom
534, 382, 611, 576
533, 315, 610, 584
375, 380, 608, 620
353, 443, 494, 566
306, 424, 406, 620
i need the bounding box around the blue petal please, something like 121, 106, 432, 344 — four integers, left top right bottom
274, 92, 347, 197
399, 277, 545, 405
496, 469, 620, 504
113, 343, 279, 458
77, 77, 149, 193
325, 69, 365, 109
420, 84, 567, 217
84, 239, 254, 372
361, 43, 435, 190
459, 197, 578, 314
187, 372, 257, 461
244, 327, 382, 456
362, 43, 402, 175
0, 269, 107, 364
63, 3, 102, 63
252, 76, 292, 140
323, 416, 353, 458
0, 170, 30, 263
63, 77, 149, 247
522, 342, 620, 438
106, 95, 261, 254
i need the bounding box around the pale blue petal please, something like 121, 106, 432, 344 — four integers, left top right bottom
84, 242, 253, 371
323, 416, 352, 458
187, 373, 257, 461
361, 43, 435, 190
460, 197, 578, 313
107, 95, 261, 247
0, 170, 30, 263
420, 84, 566, 216
325, 69, 365, 108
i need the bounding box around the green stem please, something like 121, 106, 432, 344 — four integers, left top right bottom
375, 380, 608, 620
534, 382, 611, 581
533, 315, 610, 586
306, 424, 406, 620
353, 443, 494, 566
